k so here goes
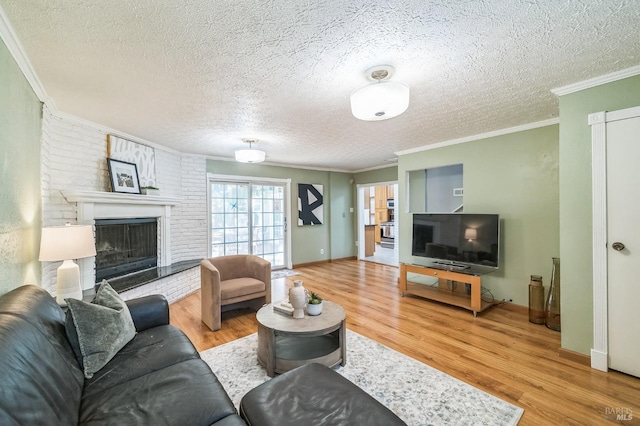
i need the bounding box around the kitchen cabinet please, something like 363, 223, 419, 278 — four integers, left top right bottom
364, 225, 376, 256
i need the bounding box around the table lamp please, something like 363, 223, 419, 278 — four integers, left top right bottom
464, 228, 477, 242
39, 224, 96, 306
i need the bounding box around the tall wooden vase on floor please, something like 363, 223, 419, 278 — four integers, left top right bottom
528, 275, 545, 324
544, 257, 561, 331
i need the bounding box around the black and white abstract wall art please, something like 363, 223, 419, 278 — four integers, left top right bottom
298, 183, 324, 226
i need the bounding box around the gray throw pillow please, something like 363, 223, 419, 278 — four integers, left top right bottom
65, 281, 136, 379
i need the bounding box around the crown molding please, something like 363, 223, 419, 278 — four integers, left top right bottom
0, 4, 53, 106
352, 163, 399, 174
204, 154, 355, 173
394, 118, 559, 157
551, 64, 640, 96
48, 107, 181, 154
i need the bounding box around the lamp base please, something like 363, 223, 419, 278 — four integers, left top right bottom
56, 259, 83, 307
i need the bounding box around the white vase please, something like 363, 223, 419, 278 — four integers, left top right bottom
289, 280, 307, 319
306, 301, 323, 316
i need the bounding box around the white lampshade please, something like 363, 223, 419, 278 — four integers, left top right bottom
235, 149, 266, 163
464, 228, 478, 241
39, 224, 96, 305
350, 80, 410, 121
39, 224, 96, 261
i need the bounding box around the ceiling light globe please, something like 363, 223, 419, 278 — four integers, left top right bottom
350, 81, 410, 121
235, 149, 266, 163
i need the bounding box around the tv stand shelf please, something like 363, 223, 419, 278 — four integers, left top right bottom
398, 263, 492, 316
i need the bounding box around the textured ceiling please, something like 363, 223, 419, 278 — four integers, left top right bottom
2, 1, 640, 171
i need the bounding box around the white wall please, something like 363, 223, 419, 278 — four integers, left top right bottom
40, 105, 207, 302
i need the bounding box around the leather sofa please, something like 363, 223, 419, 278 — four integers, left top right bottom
0, 285, 245, 425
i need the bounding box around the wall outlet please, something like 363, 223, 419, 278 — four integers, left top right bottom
320, 248, 325, 255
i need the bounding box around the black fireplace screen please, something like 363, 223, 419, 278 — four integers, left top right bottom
95, 218, 158, 282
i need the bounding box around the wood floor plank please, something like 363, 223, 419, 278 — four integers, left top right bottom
170, 259, 640, 425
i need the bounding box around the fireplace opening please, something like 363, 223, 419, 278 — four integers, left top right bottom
95, 218, 158, 282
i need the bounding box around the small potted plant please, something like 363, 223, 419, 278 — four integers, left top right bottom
306, 291, 323, 316
141, 185, 160, 195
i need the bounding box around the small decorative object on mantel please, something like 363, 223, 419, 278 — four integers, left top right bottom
544, 257, 561, 331
107, 158, 141, 194
289, 280, 307, 319
140, 186, 160, 196
306, 291, 323, 316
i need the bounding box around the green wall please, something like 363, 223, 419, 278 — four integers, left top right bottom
558, 74, 640, 355
398, 125, 559, 305
0, 38, 42, 295
206, 160, 355, 265
328, 172, 356, 259
354, 166, 398, 185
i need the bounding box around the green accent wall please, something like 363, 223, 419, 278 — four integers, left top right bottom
398, 125, 559, 306
558, 74, 640, 355
206, 161, 355, 265
354, 166, 398, 185
0, 38, 42, 295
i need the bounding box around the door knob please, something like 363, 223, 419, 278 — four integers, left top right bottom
612, 242, 625, 251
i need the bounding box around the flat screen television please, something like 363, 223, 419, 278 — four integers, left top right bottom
411, 213, 500, 269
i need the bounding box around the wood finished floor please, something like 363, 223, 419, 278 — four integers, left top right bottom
170, 259, 640, 425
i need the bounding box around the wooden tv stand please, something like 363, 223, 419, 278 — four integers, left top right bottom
398, 263, 492, 316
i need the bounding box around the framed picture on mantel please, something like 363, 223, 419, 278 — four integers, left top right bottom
107, 158, 141, 194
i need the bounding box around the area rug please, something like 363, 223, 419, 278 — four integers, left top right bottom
200, 330, 524, 425
271, 269, 300, 279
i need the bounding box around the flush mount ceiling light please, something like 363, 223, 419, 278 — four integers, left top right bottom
350, 65, 410, 121
235, 138, 266, 163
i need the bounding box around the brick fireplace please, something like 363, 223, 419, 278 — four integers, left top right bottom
39, 106, 208, 302
62, 190, 179, 291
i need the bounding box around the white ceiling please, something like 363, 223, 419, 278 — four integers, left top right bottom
2, 1, 640, 171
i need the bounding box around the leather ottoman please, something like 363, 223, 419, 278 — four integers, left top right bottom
239, 363, 407, 426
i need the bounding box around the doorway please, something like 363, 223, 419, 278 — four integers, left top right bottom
207, 174, 292, 270
357, 182, 398, 266
590, 106, 640, 377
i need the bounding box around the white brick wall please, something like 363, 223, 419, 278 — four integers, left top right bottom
40, 106, 208, 300
172, 155, 209, 263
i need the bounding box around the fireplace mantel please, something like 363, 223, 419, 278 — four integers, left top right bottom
62, 190, 181, 290
62, 190, 180, 206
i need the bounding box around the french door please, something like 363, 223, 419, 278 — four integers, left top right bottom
208, 175, 291, 269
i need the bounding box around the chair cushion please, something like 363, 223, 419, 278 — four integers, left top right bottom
221, 278, 265, 300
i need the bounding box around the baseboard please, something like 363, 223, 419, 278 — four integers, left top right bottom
293, 256, 356, 269
558, 347, 591, 366
501, 302, 528, 313
332, 256, 357, 262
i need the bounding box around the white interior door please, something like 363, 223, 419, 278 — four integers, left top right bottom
606, 114, 640, 378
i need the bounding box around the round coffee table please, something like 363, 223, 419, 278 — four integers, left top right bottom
256, 300, 346, 377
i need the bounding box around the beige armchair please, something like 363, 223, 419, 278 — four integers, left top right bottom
201, 255, 271, 331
